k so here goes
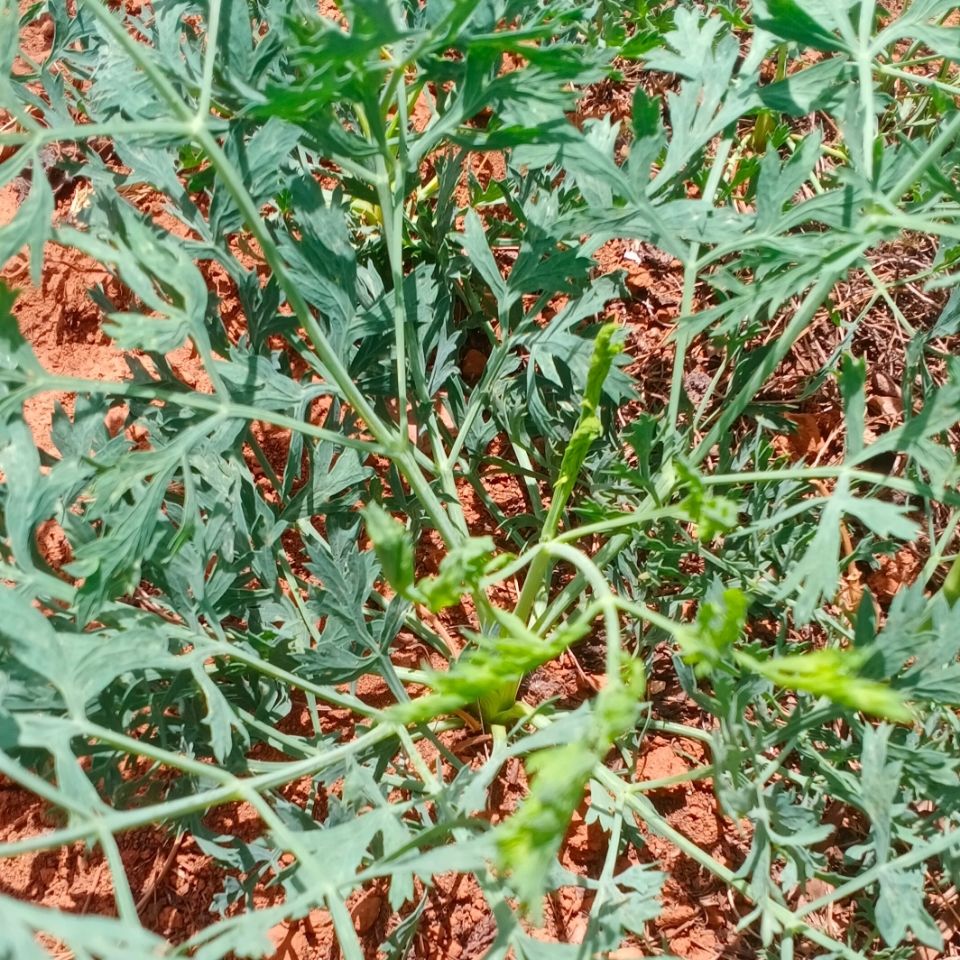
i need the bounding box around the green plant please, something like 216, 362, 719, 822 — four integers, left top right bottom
2, 0, 960, 957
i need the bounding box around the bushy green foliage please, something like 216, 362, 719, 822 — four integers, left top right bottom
1, 0, 960, 956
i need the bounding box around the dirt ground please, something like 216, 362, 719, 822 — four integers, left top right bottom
1, 2, 957, 959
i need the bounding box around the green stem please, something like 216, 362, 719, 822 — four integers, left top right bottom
197, 0, 222, 120
510, 706, 867, 959
371, 100, 467, 536
856, 1, 878, 183
0, 120, 193, 148
795, 825, 960, 920
553, 504, 677, 544
238, 709, 319, 758
512, 552, 550, 630
920, 513, 960, 590
0, 725, 395, 859
531, 456, 678, 640
75, 0, 460, 546
595, 768, 868, 960
80, 0, 197, 124
374, 154, 410, 449
692, 270, 853, 465
878, 63, 960, 98
238, 786, 366, 960
196, 132, 392, 442
628, 764, 713, 792
76, 3, 376, 421
667, 138, 730, 431
209, 640, 380, 717
941, 552, 960, 607
883, 109, 960, 203
0, 752, 92, 817
16, 372, 385, 458
513, 325, 622, 627
100, 827, 139, 922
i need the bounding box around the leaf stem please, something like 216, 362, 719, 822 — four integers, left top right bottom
594, 768, 870, 960
74, 0, 461, 546
692, 270, 850, 464
856, 0, 878, 183
0, 120, 193, 148
197, 0, 222, 121
0, 725, 395, 859
795, 825, 960, 920
79, 0, 196, 124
